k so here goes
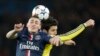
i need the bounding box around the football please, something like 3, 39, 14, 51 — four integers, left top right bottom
32, 5, 50, 20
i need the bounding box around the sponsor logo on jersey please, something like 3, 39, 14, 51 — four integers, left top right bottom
19, 41, 39, 51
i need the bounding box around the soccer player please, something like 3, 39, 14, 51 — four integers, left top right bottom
41, 17, 95, 56
41, 17, 76, 56
6, 16, 61, 56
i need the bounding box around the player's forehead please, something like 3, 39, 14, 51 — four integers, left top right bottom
49, 26, 57, 30
28, 17, 41, 22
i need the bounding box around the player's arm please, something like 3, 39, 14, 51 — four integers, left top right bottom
6, 30, 18, 39
6, 23, 24, 39
59, 19, 95, 41
43, 33, 61, 46
59, 24, 85, 41
63, 40, 76, 45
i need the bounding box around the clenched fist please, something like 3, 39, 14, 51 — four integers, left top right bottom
84, 19, 95, 27
14, 23, 24, 32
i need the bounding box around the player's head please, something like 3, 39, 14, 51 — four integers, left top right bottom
27, 16, 41, 33
41, 17, 58, 36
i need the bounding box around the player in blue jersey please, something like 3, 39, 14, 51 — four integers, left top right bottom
6, 16, 61, 56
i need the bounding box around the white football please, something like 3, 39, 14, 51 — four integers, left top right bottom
32, 5, 50, 20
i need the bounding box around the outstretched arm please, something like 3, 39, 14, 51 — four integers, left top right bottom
59, 19, 95, 41
59, 24, 85, 41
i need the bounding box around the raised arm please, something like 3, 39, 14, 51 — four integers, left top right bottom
59, 19, 95, 41
6, 23, 24, 39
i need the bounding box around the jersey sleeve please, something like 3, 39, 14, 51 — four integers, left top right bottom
59, 24, 85, 41
42, 32, 51, 43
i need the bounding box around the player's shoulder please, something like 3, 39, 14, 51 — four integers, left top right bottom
38, 30, 48, 35
38, 30, 51, 38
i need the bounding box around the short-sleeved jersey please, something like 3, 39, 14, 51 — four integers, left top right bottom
16, 28, 51, 56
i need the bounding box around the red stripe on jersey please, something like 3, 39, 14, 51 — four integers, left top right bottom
25, 34, 33, 56
25, 50, 28, 56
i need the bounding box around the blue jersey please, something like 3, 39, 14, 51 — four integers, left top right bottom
16, 28, 51, 56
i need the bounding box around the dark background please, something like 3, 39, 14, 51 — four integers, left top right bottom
0, 0, 100, 56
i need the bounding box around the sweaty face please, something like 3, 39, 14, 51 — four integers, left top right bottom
48, 26, 57, 37
27, 17, 41, 33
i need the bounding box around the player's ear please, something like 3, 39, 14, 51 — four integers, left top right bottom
39, 24, 41, 29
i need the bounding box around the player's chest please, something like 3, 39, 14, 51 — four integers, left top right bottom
19, 34, 44, 45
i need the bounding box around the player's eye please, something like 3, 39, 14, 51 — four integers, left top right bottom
35, 21, 40, 25
30, 21, 34, 23
51, 29, 56, 32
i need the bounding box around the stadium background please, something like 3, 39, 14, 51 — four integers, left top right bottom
0, 0, 100, 56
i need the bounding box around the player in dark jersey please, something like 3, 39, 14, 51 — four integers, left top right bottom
6, 16, 61, 56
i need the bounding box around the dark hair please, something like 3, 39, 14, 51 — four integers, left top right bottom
41, 16, 58, 31
31, 15, 39, 19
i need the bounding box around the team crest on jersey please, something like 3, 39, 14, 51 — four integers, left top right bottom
35, 35, 41, 40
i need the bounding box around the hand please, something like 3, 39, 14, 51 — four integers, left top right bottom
84, 19, 95, 27
50, 36, 60, 46
14, 23, 24, 32
64, 40, 76, 45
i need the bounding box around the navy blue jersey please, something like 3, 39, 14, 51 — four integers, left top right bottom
16, 28, 51, 56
